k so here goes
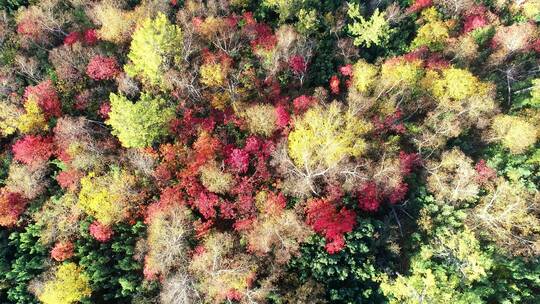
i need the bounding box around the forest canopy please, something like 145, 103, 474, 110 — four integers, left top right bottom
0, 0, 539, 303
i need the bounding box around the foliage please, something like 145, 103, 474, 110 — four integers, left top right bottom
106, 93, 175, 148
288, 101, 371, 171
347, 5, 393, 48
77, 169, 139, 225
125, 13, 183, 87
38, 262, 91, 304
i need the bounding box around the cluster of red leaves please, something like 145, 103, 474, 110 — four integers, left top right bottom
12, 135, 54, 166
475, 159, 497, 184
0, 190, 27, 227
86, 55, 120, 81
50, 241, 74, 261
24, 79, 62, 118
292, 95, 316, 113
16, 17, 40, 39
329, 75, 340, 94
275, 104, 291, 128
89, 220, 114, 242
463, 6, 489, 33
399, 151, 422, 176
244, 12, 277, 51
406, 0, 432, 13
306, 198, 356, 254
373, 110, 405, 134
358, 182, 381, 212
64, 29, 98, 46
289, 55, 307, 74
56, 169, 83, 191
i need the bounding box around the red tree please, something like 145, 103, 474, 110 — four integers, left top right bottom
306, 198, 356, 254
0, 189, 27, 227
24, 79, 62, 118
12, 135, 54, 166
86, 56, 120, 80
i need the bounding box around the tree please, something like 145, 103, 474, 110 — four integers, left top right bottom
106, 93, 175, 148
16, 98, 49, 134
488, 115, 538, 154
410, 7, 449, 51
351, 59, 378, 93
426, 148, 480, 205
305, 198, 356, 254
467, 178, 540, 257
347, 5, 393, 48
380, 228, 492, 304
38, 263, 91, 304
86, 55, 120, 81
125, 13, 183, 87
0, 189, 26, 227
77, 169, 140, 225
12, 135, 54, 167
144, 204, 194, 279
287, 101, 371, 187
23, 79, 61, 118
242, 103, 278, 137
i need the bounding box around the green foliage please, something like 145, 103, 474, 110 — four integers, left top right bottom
289, 218, 387, 303
0, 224, 46, 304
347, 4, 393, 48
125, 13, 183, 87
106, 93, 175, 148
76, 219, 158, 302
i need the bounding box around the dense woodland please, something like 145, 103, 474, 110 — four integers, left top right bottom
0, 0, 539, 303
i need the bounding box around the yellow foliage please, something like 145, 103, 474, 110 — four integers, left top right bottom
469, 178, 540, 257
490, 115, 538, 154
380, 58, 424, 89
426, 148, 479, 204
411, 8, 449, 51
0, 101, 21, 137
78, 169, 138, 225
189, 232, 257, 302
288, 101, 371, 171
199, 162, 235, 194
243, 103, 278, 137
352, 59, 378, 93
39, 263, 91, 304
146, 204, 193, 277
199, 63, 226, 87
432, 68, 480, 102
17, 98, 48, 134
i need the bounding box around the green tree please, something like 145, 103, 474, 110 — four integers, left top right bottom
125, 13, 183, 87
106, 93, 175, 148
347, 4, 393, 48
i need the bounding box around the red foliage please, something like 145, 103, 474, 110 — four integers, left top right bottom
275, 104, 290, 128
0, 190, 27, 227
89, 221, 114, 242
12, 135, 54, 166
99, 102, 111, 119
389, 182, 409, 204
16, 18, 40, 39
530, 39, 540, 53
399, 151, 421, 176
194, 219, 214, 238
475, 159, 497, 184
329, 75, 340, 94
24, 79, 62, 118
373, 110, 405, 134
64, 31, 82, 45
306, 198, 356, 254
357, 182, 381, 212
463, 12, 488, 33
406, 0, 432, 13
289, 55, 307, 74
292, 95, 316, 113
227, 148, 250, 174
86, 56, 120, 80
226, 289, 243, 301
84, 29, 99, 45
339, 64, 353, 76
194, 191, 219, 219
56, 169, 83, 191
51, 241, 74, 262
